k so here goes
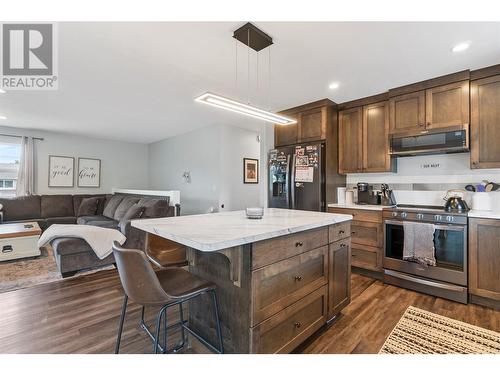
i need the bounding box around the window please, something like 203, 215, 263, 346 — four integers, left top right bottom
0, 140, 21, 197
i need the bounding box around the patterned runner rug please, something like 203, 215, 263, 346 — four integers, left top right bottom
379, 306, 500, 354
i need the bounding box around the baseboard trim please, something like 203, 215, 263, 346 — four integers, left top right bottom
469, 294, 500, 311
352, 266, 383, 281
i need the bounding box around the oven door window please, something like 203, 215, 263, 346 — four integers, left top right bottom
385, 223, 464, 271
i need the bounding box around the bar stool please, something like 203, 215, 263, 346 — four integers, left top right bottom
112, 241, 224, 354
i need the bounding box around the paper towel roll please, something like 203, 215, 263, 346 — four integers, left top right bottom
337, 187, 346, 204
346, 190, 354, 205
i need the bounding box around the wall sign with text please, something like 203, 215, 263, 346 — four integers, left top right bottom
78, 158, 101, 188
48, 155, 74, 187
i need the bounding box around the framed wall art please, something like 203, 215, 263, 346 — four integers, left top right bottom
48, 155, 75, 187
243, 158, 259, 184
78, 158, 101, 188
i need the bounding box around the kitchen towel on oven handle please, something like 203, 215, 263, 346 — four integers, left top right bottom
402, 221, 436, 266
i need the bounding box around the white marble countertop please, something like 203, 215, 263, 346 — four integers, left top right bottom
327, 203, 395, 211
132, 208, 352, 252
468, 210, 500, 220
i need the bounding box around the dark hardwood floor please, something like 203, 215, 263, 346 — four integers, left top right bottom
0, 269, 498, 354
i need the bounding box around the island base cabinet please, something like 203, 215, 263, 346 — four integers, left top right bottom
328, 239, 351, 320
469, 218, 500, 309
250, 286, 327, 354
186, 223, 352, 353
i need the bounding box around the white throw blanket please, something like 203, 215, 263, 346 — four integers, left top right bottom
38, 224, 126, 259
403, 221, 436, 266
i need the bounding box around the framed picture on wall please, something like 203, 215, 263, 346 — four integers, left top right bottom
78, 158, 101, 187
243, 158, 259, 184
48, 155, 75, 187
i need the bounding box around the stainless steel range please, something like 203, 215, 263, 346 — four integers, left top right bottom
382, 205, 468, 303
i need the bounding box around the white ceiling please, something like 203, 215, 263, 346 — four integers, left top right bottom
1, 22, 499, 143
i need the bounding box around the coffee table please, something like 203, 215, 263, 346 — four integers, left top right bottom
0, 222, 42, 262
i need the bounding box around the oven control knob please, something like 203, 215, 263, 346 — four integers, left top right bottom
416, 213, 424, 220
400, 212, 408, 219
446, 215, 454, 222
434, 215, 443, 221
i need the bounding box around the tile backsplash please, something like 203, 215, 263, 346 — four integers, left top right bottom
346, 153, 500, 206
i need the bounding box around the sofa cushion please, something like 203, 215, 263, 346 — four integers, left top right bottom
138, 198, 170, 218
41, 195, 74, 218
88, 220, 119, 229
102, 195, 124, 219
77, 215, 110, 225
46, 216, 78, 227
77, 197, 100, 217
0, 195, 41, 221
113, 197, 140, 221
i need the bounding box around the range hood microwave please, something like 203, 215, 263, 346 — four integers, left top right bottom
390, 126, 469, 157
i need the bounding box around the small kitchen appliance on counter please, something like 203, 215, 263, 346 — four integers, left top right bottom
357, 182, 379, 205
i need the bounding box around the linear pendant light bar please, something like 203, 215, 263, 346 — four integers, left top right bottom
195, 92, 296, 125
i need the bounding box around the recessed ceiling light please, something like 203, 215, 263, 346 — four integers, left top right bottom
328, 82, 340, 90
452, 42, 470, 53
0, 115, 7, 120
0, 89, 6, 94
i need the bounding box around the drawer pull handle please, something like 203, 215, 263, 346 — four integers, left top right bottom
294, 322, 302, 328
340, 243, 347, 248
351, 231, 356, 235
294, 275, 303, 282
2, 245, 13, 253
295, 242, 303, 247
338, 230, 345, 234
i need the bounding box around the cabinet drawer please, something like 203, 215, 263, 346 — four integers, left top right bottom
250, 286, 327, 353
328, 208, 382, 223
329, 222, 351, 243
252, 227, 328, 269
0, 235, 40, 262
351, 244, 381, 271
252, 246, 328, 325
351, 221, 382, 247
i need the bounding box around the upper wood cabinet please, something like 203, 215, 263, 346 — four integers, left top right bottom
338, 107, 363, 173
363, 101, 391, 172
425, 80, 469, 129
339, 102, 391, 174
275, 101, 332, 147
469, 218, 500, 304
470, 74, 500, 169
389, 91, 425, 134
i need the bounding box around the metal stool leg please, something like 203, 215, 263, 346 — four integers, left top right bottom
115, 295, 128, 354
162, 307, 168, 353
211, 290, 224, 354
154, 308, 163, 354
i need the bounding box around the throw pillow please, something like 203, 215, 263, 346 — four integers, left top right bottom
119, 203, 145, 226
77, 197, 100, 217
102, 195, 125, 219
113, 197, 140, 221
138, 198, 169, 218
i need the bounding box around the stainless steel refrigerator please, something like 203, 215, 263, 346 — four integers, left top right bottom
268, 142, 326, 211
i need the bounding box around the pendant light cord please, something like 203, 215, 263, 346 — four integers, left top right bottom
247, 29, 250, 104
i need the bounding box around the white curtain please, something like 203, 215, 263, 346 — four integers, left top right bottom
16, 136, 35, 196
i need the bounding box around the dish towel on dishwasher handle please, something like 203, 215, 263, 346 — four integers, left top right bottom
403, 221, 436, 266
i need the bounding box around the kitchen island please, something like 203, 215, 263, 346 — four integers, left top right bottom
132, 208, 352, 353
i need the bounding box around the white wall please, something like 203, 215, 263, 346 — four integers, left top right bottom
148, 124, 261, 215
0, 125, 149, 195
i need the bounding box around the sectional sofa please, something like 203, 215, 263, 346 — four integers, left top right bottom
0, 193, 179, 277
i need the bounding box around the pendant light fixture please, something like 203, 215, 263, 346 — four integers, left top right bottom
194, 23, 296, 126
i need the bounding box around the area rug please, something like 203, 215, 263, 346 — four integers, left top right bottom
0, 246, 114, 294
379, 306, 500, 354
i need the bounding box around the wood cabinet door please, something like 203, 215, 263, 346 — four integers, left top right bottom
470, 75, 500, 169
362, 101, 391, 172
298, 106, 327, 142
351, 221, 383, 248
328, 239, 351, 319
425, 81, 470, 129
274, 113, 298, 147
469, 218, 500, 301
389, 91, 425, 134
338, 107, 363, 173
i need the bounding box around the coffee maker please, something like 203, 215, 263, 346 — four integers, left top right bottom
357, 182, 379, 205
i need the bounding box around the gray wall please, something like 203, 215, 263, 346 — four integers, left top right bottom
148, 124, 261, 215
148, 125, 221, 215
0, 125, 149, 195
